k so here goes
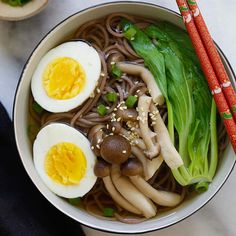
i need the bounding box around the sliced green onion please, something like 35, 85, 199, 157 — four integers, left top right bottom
106, 92, 117, 103
125, 95, 138, 108
124, 27, 137, 40
32, 101, 44, 114
68, 197, 81, 205
195, 182, 209, 193
111, 63, 122, 78
103, 207, 114, 217
97, 104, 107, 116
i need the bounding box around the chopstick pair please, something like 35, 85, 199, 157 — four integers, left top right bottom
176, 0, 236, 152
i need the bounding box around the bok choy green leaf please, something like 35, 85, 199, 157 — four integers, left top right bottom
121, 20, 218, 192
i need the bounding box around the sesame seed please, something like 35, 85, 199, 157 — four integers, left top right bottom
134, 95, 138, 98
91, 146, 94, 150
131, 37, 135, 41
114, 108, 117, 111
117, 117, 121, 122
89, 92, 95, 98
101, 72, 105, 77
106, 124, 109, 129
96, 88, 101, 93
136, 89, 140, 93
96, 144, 100, 149
122, 150, 127, 154
128, 115, 133, 118
111, 61, 115, 65
112, 127, 115, 132
106, 106, 110, 109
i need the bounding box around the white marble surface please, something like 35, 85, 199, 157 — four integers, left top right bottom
0, 0, 236, 235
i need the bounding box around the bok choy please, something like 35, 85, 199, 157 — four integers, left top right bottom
121, 20, 218, 192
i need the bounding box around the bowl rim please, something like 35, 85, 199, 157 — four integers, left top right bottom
13, 1, 236, 234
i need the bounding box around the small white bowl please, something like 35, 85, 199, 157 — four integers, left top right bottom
13, 1, 236, 234
0, 0, 49, 21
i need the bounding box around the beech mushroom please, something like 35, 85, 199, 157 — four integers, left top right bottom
88, 124, 105, 156
121, 159, 182, 207
111, 164, 157, 218
94, 160, 141, 215
138, 95, 160, 159
100, 135, 131, 164
116, 108, 138, 122
131, 146, 163, 180
150, 103, 183, 169
109, 122, 162, 179
117, 62, 164, 105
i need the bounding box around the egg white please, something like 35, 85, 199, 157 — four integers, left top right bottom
33, 123, 97, 198
31, 41, 101, 113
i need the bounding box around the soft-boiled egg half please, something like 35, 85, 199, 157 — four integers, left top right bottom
31, 41, 101, 113
33, 123, 97, 198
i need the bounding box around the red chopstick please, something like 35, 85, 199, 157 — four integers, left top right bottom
176, 0, 236, 152
186, 0, 236, 122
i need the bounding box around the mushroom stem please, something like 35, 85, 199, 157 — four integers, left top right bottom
117, 62, 164, 105
150, 103, 183, 169
129, 175, 182, 207
132, 127, 156, 139
131, 146, 163, 180
102, 176, 141, 215
111, 164, 157, 218
138, 95, 160, 159
132, 138, 146, 150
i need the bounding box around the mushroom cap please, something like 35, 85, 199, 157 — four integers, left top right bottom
116, 109, 138, 122
121, 158, 143, 176
109, 121, 122, 134
91, 137, 101, 156
100, 135, 131, 164
88, 124, 105, 141
94, 160, 110, 177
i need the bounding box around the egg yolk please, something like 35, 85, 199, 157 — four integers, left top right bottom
45, 142, 87, 185
43, 57, 86, 100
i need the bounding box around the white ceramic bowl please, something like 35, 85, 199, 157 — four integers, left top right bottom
14, 1, 236, 234
0, 0, 49, 21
